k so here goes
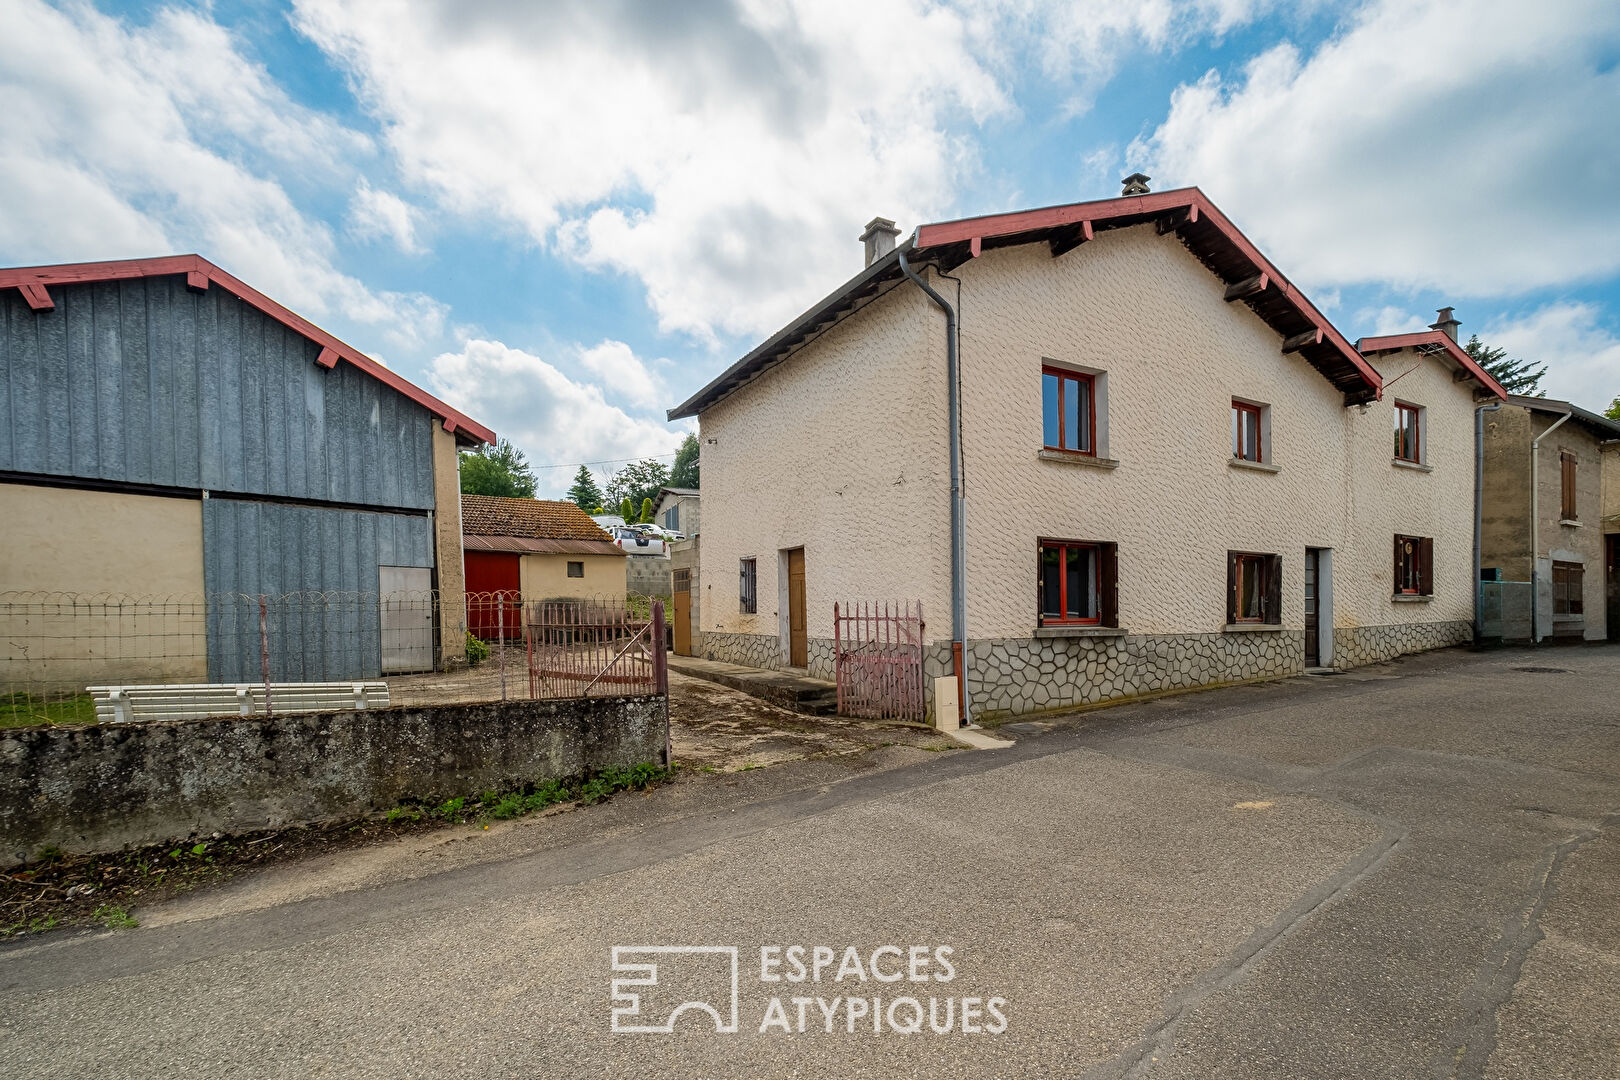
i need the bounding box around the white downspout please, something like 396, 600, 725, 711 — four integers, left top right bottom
1529, 409, 1573, 642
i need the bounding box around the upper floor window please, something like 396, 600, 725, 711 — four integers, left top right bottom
1394, 535, 1433, 596
1227, 551, 1281, 625
1038, 539, 1118, 626
1560, 452, 1578, 520
739, 557, 757, 614
1394, 402, 1423, 464
1042, 367, 1094, 455
1232, 400, 1264, 462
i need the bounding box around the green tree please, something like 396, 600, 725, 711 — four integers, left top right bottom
619, 497, 634, 522
565, 465, 605, 513
639, 497, 655, 524
670, 432, 700, 489
1605, 397, 1619, 422
1464, 335, 1546, 397
605, 458, 670, 510
459, 438, 536, 498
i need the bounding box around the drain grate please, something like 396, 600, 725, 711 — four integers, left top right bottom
1513, 666, 1574, 674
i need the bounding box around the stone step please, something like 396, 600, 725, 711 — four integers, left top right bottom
667, 654, 838, 713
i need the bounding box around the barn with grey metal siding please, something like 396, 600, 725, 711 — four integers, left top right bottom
1, 274, 435, 507
0, 258, 493, 682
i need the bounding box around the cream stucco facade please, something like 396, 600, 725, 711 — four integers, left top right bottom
694, 221, 1488, 718
0, 482, 209, 687
518, 552, 628, 600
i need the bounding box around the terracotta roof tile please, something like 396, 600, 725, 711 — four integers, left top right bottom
460, 495, 615, 542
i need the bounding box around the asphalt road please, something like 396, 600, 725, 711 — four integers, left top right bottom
1, 645, 1616, 1079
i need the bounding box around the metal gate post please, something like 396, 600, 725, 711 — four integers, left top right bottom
833, 601, 842, 715
498, 592, 507, 701
652, 600, 670, 766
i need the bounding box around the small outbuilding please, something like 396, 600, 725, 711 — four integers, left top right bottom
461, 495, 627, 637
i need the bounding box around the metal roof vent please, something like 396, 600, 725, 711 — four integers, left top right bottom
1429, 306, 1460, 342
859, 217, 900, 267
1122, 173, 1151, 196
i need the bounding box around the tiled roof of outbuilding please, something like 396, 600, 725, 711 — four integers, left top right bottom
461, 495, 616, 542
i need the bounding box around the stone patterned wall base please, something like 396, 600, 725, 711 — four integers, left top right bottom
700, 631, 836, 681
702, 621, 1471, 722
1330, 620, 1471, 669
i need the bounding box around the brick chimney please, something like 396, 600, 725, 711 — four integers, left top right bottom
859, 217, 900, 268
1121, 173, 1151, 196
1430, 307, 1460, 342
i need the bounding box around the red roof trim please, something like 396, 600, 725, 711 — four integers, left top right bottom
915, 187, 1383, 400
0, 254, 496, 444
1356, 331, 1507, 400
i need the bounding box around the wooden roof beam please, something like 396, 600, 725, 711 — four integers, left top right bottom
18, 283, 53, 311
1156, 205, 1198, 234
1282, 327, 1324, 354
1049, 220, 1093, 259
1223, 272, 1268, 302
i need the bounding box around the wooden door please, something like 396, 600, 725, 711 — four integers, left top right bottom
787, 548, 807, 667
672, 567, 692, 656
1607, 535, 1619, 642
1303, 549, 1320, 667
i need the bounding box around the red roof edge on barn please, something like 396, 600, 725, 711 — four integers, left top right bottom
1355, 331, 1508, 400
0, 254, 496, 445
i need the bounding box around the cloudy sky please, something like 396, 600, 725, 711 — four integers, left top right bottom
4, 0, 1617, 495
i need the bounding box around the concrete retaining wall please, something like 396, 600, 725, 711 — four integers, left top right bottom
627, 554, 672, 598
0, 696, 664, 864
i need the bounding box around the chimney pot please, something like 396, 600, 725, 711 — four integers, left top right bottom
1429, 306, 1460, 342
859, 216, 901, 267
1122, 173, 1151, 196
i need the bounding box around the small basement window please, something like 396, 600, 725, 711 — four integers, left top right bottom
1042, 366, 1095, 455
1038, 540, 1118, 626
566, 561, 584, 578
1393, 535, 1433, 596
1553, 561, 1584, 616
739, 557, 757, 614
1394, 401, 1424, 464
1227, 551, 1282, 624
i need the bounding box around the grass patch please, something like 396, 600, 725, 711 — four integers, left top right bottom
0, 692, 99, 729
390, 762, 673, 826
92, 904, 138, 930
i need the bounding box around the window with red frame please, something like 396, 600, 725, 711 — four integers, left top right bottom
1038, 540, 1118, 626
1042, 367, 1094, 454
1393, 534, 1433, 596
1226, 551, 1282, 624
1394, 402, 1422, 463
1232, 400, 1263, 462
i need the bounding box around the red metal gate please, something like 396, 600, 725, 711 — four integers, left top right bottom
525, 598, 667, 700
834, 601, 925, 721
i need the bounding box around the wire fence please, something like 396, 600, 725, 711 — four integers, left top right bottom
0, 590, 666, 728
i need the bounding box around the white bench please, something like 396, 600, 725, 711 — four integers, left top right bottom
87, 682, 390, 724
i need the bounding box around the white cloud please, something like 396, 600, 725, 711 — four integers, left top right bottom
1482, 303, 1620, 409
428, 339, 688, 496
577, 340, 666, 412
1133, 0, 1620, 298
0, 0, 442, 349
292, 0, 1009, 341
347, 179, 423, 254
1357, 305, 1430, 337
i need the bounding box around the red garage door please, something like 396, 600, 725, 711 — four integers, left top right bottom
464, 550, 521, 640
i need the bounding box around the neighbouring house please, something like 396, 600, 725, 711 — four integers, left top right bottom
0, 255, 493, 686
461, 495, 628, 636
1480, 394, 1620, 642
668, 182, 1506, 722
653, 487, 700, 536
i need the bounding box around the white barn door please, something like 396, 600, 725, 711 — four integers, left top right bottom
379, 565, 434, 673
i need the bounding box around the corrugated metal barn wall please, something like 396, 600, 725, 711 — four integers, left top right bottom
203, 500, 434, 681
0, 275, 435, 509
